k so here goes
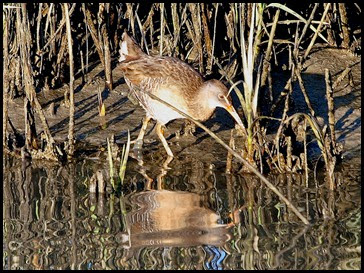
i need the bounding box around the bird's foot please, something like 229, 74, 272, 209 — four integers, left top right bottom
182, 120, 196, 137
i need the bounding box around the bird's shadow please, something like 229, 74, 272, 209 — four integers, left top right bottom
193, 107, 238, 145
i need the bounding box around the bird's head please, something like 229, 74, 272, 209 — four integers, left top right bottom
202, 79, 244, 128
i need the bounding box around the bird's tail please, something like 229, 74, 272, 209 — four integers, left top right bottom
119, 31, 147, 62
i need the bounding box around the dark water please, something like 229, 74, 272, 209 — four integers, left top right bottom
3, 153, 361, 270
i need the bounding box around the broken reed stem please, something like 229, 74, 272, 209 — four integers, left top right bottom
17, 6, 32, 150
64, 3, 75, 157
266, 19, 327, 27
56, 34, 68, 81
295, 68, 316, 117
284, 113, 335, 191
119, 131, 131, 186
201, 3, 212, 71
135, 11, 149, 55
189, 4, 203, 73
304, 3, 331, 59
297, 3, 319, 48
23, 96, 31, 150
338, 3, 350, 48
100, 4, 113, 90
211, 3, 219, 69
171, 4, 188, 56
267, 62, 273, 102
82, 4, 89, 79
325, 69, 337, 152
303, 119, 308, 187
84, 6, 106, 68
286, 136, 292, 171
35, 3, 43, 73
144, 88, 309, 225
332, 66, 351, 89
261, 9, 280, 88
39, 4, 76, 54
275, 72, 294, 173
271, 74, 292, 114
171, 3, 179, 54
44, 3, 53, 39
80, 47, 85, 82
125, 3, 135, 37
18, 4, 59, 160
324, 135, 336, 191
325, 3, 336, 46
3, 11, 9, 148
159, 3, 164, 56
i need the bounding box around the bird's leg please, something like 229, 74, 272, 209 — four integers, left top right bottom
132, 115, 151, 146
156, 122, 174, 157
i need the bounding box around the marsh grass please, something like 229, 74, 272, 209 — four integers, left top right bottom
119, 130, 131, 186
3, 3, 359, 198
107, 130, 131, 192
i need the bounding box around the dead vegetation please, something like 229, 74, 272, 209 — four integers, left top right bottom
2, 3, 361, 195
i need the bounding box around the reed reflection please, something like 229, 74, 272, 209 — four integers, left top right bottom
3, 156, 361, 270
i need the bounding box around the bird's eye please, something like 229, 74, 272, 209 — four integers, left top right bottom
218, 94, 224, 100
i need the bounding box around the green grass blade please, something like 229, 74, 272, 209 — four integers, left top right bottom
119, 130, 131, 185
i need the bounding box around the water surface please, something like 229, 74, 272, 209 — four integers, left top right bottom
3, 153, 361, 270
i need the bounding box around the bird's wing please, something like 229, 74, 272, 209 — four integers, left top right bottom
119, 57, 203, 92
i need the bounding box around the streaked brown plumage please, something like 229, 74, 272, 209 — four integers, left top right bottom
118, 31, 244, 157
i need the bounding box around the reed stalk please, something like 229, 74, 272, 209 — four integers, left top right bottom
64, 3, 75, 157
107, 137, 115, 190
325, 69, 337, 153
238, 3, 262, 162
159, 3, 164, 56
119, 131, 131, 186
100, 3, 113, 90
283, 113, 336, 190
18, 4, 59, 160
303, 3, 331, 59
83, 6, 105, 68
338, 3, 350, 48
3, 9, 9, 148
39, 4, 76, 55
261, 9, 280, 88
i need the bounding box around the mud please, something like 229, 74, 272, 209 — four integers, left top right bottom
6, 46, 361, 169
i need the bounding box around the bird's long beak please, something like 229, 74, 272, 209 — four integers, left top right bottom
222, 96, 246, 134
225, 104, 244, 127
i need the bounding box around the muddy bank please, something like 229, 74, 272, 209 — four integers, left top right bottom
6, 46, 361, 169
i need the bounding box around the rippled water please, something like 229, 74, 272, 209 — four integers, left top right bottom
3, 154, 361, 270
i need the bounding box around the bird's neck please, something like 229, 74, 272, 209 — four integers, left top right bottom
191, 85, 216, 121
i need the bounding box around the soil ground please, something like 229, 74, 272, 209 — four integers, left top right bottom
6, 46, 361, 170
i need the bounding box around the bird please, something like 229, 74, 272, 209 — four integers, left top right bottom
118, 31, 244, 158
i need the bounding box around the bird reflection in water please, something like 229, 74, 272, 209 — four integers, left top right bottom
130, 142, 173, 189
119, 190, 232, 251
120, 143, 233, 266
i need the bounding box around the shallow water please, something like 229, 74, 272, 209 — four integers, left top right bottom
3, 153, 361, 270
